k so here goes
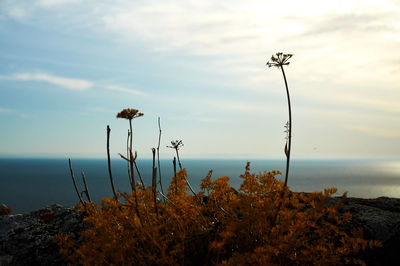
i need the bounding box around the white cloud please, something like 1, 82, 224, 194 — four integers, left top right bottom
0, 107, 12, 113
37, 0, 81, 8
105, 85, 145, 96
11, 73, 92, 90
349, 125, 400, 139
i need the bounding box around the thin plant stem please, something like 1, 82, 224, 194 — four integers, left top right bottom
128, 119, 144, 188
81, 171, 92, 202
107, 125, 118, 199
129, 119, 135, 190
129, 149, 136, 192
157, 117, 164, 194
134, 160, 144, 188
173, 157, 177, 194
126, 130, 132, 189
175, 148, 182, 169
280, 66, 292, 187
152, 148, 158, 216
129, 149, 141, 223
68, 158, 84, 204
182, 170, 199, 200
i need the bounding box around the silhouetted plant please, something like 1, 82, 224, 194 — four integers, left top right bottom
173, 157, 177, 194
156, 117, 164, 194
167, 140, 198, 197
68, 159, 92, 204
106, 125, 117, 199
68, 159, 84, 205
267, 52, 293, 187
80, 171, 91, 203
116, 108, 144, 221
167, 140, 184, 169
116, 108, 144, 191
56, 164, 380, 265
151, 148, 158, 215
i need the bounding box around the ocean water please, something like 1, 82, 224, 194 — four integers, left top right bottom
1, 158, 400, 214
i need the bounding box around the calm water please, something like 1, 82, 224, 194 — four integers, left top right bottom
1, 158, 400, 214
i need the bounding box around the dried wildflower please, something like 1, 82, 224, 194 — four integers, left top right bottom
167, 140, 184, 150
167, 140, 184, 169
267, 52, 293, 187
116, 108, 144, 120
56, 164, 380, 265
266, 52, 293, 68
117, 108, 144, 198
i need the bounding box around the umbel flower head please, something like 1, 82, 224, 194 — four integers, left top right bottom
167, 140, 184, 150
266, 52, 293, 68
116, 108, 144, 120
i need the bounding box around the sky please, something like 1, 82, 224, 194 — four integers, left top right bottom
0, 0, 399, 159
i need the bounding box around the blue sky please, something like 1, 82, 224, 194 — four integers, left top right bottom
0, 0, 399, 159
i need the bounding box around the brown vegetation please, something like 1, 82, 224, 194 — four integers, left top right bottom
55, 163, 380, 265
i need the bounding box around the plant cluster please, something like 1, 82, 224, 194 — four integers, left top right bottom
59, 54, 381, 265
55, 163, 380, 265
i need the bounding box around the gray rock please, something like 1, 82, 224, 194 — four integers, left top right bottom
0, 205, 10, 216
0, 204, 84, 266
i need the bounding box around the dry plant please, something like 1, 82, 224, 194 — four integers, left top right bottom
167, 140, 184, 169
267, 52, 293, 187
56, 163, 380, 265
117, 108, 144, 191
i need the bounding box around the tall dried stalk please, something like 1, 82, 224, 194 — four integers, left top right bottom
68, 158, 84, 204
126, 130, 132, 189
157, 117, 164, 194
152, 148, 158, 215
117, 108, 144, 191
81, 171, 92, 202
106, 125, 118, 199
267, 52, 293, 187
173, 157, 177, 194
133, 159, 144, 188
167, 140, 183, 169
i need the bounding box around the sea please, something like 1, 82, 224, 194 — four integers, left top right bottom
1, 158, 400, 214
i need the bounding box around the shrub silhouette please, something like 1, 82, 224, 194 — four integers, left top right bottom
55, 163, 380, 265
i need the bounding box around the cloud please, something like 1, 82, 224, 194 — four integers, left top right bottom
105, 85, 145, 96
349, 125, 400, 139
36, 0, 81, 8
0, 107, 12, 113
11, 73, 93, 90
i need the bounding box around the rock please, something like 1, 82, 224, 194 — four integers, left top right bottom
0, 204, 85, 266
0, 204, 11, 216
327, 196, 400, 265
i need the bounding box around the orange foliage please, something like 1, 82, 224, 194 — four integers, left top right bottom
55, 163, 380, 265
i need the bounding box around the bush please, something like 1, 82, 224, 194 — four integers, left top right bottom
55, 163, 380, 265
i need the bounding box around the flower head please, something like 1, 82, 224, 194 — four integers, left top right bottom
167, 140, 184, 150
116, 108, 144, 120
266, 52, 293, 68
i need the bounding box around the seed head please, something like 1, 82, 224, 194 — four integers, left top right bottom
167, 140, 184, 150
267, 52, 293, 68
116, 108, 144, 120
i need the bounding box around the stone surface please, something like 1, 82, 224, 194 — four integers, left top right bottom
336, 197, 400, 265
0, 205, 11, 216
0, 197, 400, 265
0, 204, 84, 266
